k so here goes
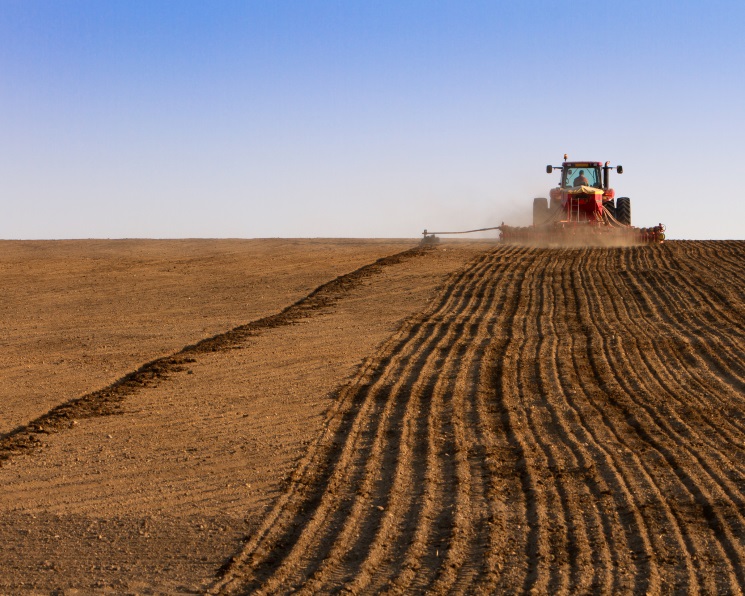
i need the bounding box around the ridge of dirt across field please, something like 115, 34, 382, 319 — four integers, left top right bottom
0, 243, 427, 465
210, 240, 745, 595
0, 239, 489, 594
0, 238, 422, 437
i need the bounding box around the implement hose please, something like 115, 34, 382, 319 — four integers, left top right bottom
422, 226, 502, 236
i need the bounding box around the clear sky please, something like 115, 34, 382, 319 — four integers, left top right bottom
2, 0, 743, 239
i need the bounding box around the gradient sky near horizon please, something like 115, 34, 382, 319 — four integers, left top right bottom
2, 1, 744, 240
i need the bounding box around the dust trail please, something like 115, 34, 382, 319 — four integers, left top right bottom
505, 233, 644, 249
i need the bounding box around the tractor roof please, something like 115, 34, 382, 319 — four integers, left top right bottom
563, 161, 602, 167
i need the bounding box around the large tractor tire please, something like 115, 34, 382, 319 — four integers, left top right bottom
533, 197, 550, 226
550, 196, 562, 213
604, 199, 616, 220
616, 197, 631, 225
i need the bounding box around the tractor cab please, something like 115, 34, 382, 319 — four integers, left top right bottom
546, 160, 623, 194
562, 164, 602, 189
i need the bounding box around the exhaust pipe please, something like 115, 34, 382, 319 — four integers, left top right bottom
603, 162, 610, 190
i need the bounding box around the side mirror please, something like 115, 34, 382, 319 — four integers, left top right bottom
546, 165, 553, 174
617, 165, 623, 174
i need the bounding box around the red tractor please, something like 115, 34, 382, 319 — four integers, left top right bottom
422, 155, 665, 245
535, 159, 630, 226
497, 155, 664, 244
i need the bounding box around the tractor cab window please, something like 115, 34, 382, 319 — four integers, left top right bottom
563, 166, 601, 188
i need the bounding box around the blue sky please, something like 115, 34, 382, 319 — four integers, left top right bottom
2, 1, 743, 239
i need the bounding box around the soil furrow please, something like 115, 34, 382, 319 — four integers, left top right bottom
617, 249, 745, 451
589, 248, 713, 592
628, 248, 745, 390
603, 248, 745, 456
597, 247, 745, 590
206, 242, 745, 595
340, 252, 507, 593
558, 320, 642, 592
533, 251, 616, 593
205, 250, 473, 593
225, 290, 476, 591
517, 251, 581, 594
573, 249, 678, 593
419, 253, 512, 594
614, 251, 745, 586
474, 249, 541, 593
665, 243, 745, 327
308, 280, 489, 592
301, 250, 508, 593
373, 253, 509, 595
653, 246, 745, 379
605, 250, 745, 472
381, 253, 526, 594
487, 248, 568, 594
617, 248, 745, 413
212, 249, 502, 594
674, 242, 745, 311
591, 248, 744, 591
434, 250, 528, 593
362, 306, 478, 593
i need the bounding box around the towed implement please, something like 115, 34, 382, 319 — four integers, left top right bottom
422, 156, 665, 245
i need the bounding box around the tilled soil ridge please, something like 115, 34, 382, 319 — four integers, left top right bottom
0, 246, 427, 467
212, 241, 745, 595
0, 238, 422, 438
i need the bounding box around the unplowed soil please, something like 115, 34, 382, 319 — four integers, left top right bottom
1, 239, 744, 595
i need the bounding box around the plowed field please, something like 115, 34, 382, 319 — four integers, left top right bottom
1, 240, 744, 594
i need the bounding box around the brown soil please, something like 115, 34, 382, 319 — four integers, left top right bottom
0, 238, 485, 594
2, 240, 744, 594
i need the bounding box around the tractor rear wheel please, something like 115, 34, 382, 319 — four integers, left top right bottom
533, 197, 549, 226
550, 196, 562, 213
616, 197, 631, 225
